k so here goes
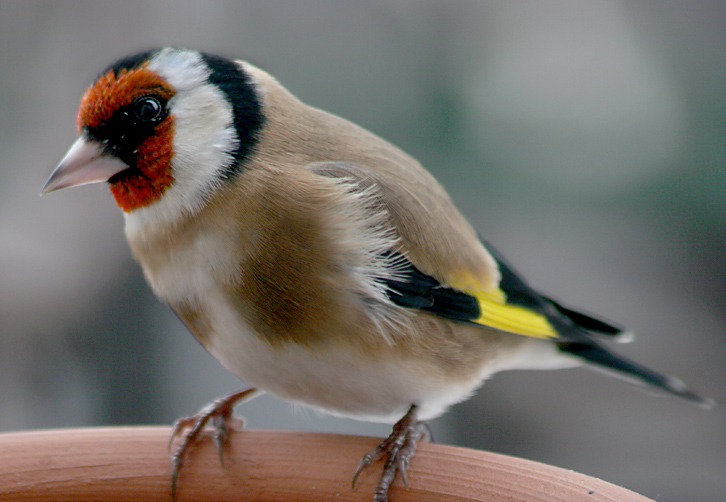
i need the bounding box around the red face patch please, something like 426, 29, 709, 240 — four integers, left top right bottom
78, 65, 177, 212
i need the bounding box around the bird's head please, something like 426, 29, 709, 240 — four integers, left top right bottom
43, 47, 264, 222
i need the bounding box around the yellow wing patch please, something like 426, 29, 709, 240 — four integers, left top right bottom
467, 287, 558, 339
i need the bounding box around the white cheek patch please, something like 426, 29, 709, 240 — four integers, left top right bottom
168, 84, 238, 205
126, 49, 241, 234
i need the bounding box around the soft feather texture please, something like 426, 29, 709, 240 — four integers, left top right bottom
124, 59, 558, 421
50, 48, 711, 425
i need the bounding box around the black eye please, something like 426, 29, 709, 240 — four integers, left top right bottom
132, 96, 164, 122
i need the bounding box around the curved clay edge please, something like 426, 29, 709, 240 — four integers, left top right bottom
0, 426, 654, 502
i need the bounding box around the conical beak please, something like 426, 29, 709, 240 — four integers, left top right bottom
41, 136, 130, 194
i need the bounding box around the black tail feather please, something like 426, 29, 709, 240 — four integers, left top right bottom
558, 341, 714, 408
479, 239, 712, 407
545, 297, 627, 339
481, 239, 627, 343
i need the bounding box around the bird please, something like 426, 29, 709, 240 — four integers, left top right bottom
42, 47, 712, 502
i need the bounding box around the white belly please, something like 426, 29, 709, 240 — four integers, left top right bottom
128, 220, 577, 424
193, 286, 483, 423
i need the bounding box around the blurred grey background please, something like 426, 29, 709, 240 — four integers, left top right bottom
1, 1, 724, 500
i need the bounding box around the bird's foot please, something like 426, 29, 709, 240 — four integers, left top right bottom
352, 404, 429, 502
169, 388, 259, 501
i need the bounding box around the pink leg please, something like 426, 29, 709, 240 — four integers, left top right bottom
352, 404, 429, 502
169, 388, 259, 501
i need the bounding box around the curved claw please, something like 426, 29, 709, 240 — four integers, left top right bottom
169, 416, 196, 451
351, 404, 429, 502
169, 388, 259, 501
352, 439, 389, 489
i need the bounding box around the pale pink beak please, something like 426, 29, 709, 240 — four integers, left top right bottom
41, 136, 129, 194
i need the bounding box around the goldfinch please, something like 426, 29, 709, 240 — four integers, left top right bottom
42, 47, 712, 502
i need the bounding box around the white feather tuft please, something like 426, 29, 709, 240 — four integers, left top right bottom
325, 176, 412, 343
